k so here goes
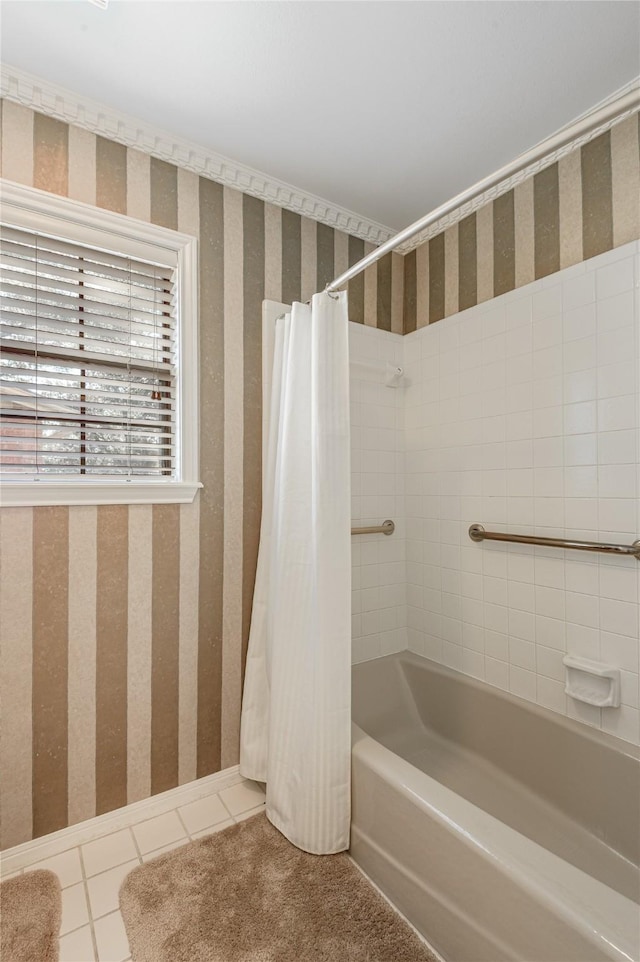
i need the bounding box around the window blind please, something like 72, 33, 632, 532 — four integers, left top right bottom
0, 225, 178, 478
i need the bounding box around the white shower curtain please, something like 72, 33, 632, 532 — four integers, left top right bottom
239, 290, 351, 855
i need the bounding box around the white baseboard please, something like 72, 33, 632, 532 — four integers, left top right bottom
0, 765, 242, 876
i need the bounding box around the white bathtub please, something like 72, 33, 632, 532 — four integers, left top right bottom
350, 651, 640, 962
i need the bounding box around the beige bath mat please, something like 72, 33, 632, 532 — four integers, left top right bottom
120, 813, 436, 961
0, 869, 61, 962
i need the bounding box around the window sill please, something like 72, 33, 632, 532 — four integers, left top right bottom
0, 480, 202, 508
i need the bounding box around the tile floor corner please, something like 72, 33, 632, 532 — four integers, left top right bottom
3, 777, 266, 962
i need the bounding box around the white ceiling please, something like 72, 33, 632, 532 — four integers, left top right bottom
2, 1, 638, 231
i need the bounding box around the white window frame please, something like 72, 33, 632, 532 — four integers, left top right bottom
0, 180, 201, 506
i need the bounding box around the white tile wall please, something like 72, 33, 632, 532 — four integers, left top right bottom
350, 323, 407, 664
402, 241, 640, 746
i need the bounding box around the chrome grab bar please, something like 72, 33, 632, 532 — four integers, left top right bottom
351, 520, 395, 536
469, 524, 640, 560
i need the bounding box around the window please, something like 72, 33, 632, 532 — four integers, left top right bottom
2, 228, 177, 477
0, 182, 199, 505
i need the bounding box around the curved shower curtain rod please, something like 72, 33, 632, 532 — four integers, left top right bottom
325, 84, 640, 294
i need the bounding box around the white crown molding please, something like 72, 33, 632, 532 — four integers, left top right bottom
0, 64, 395, 247
2, 65, 638, 259
395, 76, 640, 254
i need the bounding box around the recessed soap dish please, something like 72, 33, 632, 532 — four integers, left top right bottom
563, 655, 620, 708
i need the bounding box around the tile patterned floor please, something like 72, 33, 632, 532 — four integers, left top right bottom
3, 778, 266, 962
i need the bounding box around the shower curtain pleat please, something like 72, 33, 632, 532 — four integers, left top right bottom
240, 291, 351, 855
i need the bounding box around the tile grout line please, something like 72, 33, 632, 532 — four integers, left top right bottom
218, 792, 236, 821
88, 828, 140, 961
174, 805, 193, 841
77, 844, 99, 962
128, 824, 144, 863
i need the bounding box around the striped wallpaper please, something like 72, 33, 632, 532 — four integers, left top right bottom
0, 101, 404, 848
403, 112, 640, 332
0, 99, 638, 850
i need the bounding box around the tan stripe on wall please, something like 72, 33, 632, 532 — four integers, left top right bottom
126, 149, 151, 222
347, 235, 365, 324
0, 508, 33, 848
1, 100, 35, 186
33, 112, 68, 196
197, 176, 224, 777
301, 216, 317, 303
147, 156, 182, 794
68, 126, 96, 206
67, 506, 97, 826
581, 130, 613, 261
415, 238, 429, 328
151, 504, 181, 795
221, 186, 245, 770
317, 223, 335, 293
476, 201, 494, 305
533, 162, 560, 280
150, 158, 178, 230
96, 136, 126, 214
242, 194, 265, 701
333, 230, 349, 283
282, 209, 302, 305
493, 189, 515, 297
444, 225, 459, 317
32, 506, 69, 838
126, 504, 152, 805
376, 252, 392, 332
314, 224, 336, 293
364, 242, 377, 327
178, 499, 200, 786
391, 252, 404, 335
264, 203, 283, 302
514, 178, 535, 288
558, 147, 583, 270
177, 167, 200, 237
611, 113, 640, 248
95, 505, 128, 816
403, 248, 417, 334
429, 233, 445, 323
458, 213, 477, 312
